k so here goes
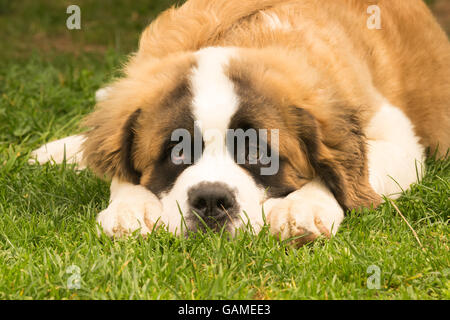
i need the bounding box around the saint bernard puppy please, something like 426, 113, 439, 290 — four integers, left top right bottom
31, 0, 450, 245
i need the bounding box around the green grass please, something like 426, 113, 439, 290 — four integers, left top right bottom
0, 0, 449, 300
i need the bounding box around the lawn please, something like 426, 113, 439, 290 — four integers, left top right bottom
0, 0, 449, 300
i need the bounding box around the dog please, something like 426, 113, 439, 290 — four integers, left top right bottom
31, 0, 450, 245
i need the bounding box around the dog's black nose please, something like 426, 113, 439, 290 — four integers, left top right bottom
187, 182, 237, 221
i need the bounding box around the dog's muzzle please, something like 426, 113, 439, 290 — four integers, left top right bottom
187, 182, 239, 231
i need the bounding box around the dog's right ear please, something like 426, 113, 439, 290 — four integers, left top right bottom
82, 107, 142, 185
290, 106, 381, 211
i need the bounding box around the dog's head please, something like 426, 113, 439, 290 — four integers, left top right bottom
83, 47, 379, 234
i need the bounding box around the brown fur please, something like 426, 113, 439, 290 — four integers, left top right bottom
133, 0, 450, 155
227, 52, 381, 209
83, 0, 449, 211
83, 53, 196, 181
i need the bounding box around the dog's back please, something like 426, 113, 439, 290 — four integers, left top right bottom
135, 0, 450, 156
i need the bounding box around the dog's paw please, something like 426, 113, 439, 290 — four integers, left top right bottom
29, 135, 86, 169
266, 180, 344, 246
267, 197, 333, 245
97, 184, 163, 237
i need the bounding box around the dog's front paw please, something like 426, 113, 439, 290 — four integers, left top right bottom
267, 180, 344, 246
97, 184, 163, 237
29, 135, 86, 169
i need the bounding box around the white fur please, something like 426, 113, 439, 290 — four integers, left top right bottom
96, 178, 163, 237
191, 47, 239, 135
366, 103, 425, 198
157, 47, 268, 234
267, 179, 344, 240
159, 153, 268, 234
29, 134, 86, 169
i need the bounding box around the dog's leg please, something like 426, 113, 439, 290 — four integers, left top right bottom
96, 178, 164, 237
267, 179, 344, 246
366, 103, 426, 199
30, 87, 164, 237
29, 134, 86, 169
91, 86, 165, 237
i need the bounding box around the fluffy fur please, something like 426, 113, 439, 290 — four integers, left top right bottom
31, 0, 449, 244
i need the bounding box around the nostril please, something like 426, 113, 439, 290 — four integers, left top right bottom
216, 197, 231, 211
194, 198, 207, 211
187, 182, 237, 219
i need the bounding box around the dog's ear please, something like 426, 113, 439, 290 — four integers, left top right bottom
118, 109, 142, 184
82, 106, 142, 185
291, 106, 381, 211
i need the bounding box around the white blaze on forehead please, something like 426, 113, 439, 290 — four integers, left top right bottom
190, 47, 239, 153
156, 47, 267, 233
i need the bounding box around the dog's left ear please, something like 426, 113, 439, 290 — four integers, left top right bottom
291, 106, 381, 211
82, 105, 143, 185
